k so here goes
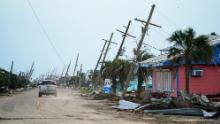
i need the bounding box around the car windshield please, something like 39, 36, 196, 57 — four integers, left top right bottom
40, 81, 56, 85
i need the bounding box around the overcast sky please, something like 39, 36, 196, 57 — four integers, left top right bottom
0, 0, 220, 78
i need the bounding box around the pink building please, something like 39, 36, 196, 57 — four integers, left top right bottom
139, 34, 220, 96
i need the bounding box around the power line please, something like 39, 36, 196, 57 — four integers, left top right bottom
156, 9, 179, 29
151, 28, 168, 40
26, 0, 65, 65
160, 28, 172, 36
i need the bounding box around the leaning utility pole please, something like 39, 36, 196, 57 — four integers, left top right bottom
27, 62, 35, 80
92, 33, 117, 87
10, 61, 14, 74
123, 4, 156, 95
64, 61, 71, 86
93, 40, 108, 74
115, 20, 135, 60
9, 60, 14, 79
94, 34, 117, 73
136, 4, 156, 54
78, 64, 83, 88
8, 61, 14, 90
60, 65, 66, 77
73, 53, 79, 76
65, 61, 71, 77
101, 32, 114, 68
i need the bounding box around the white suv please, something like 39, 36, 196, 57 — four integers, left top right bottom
38, 80, 57, 97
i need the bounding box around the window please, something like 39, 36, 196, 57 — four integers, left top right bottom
41, 81, 56, 85
155, 71, 172, 92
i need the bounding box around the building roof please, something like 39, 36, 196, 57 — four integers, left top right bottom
139, 33, 220, 68
208, 34, 220, 46
139, 54, 177, 68
139, 54, 169, 64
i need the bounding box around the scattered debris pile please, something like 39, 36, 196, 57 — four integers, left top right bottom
144, 108, 217, 118
80, 88, 120, 101
112, 100, 140, 110
80, 87, 220, 118
207, 93, 220, 102
112, 91, 220, 118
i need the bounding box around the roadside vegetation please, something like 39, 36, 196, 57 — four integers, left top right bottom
0, 68, 31, 93
83, 49, 154, 100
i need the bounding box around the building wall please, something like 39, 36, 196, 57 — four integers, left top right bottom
178, 65, 220, 95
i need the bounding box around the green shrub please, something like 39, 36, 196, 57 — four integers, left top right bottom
0, 68, 30, 90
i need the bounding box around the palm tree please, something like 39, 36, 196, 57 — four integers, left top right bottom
167, 27, 213, 94
101, 59, 131, 94
133, 49, 154, 98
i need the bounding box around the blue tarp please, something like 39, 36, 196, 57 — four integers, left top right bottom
102, 84, 112, 93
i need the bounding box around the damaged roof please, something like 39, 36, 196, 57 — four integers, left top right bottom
139, 33, 220, 68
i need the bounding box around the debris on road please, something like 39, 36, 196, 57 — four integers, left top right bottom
80, 86, 220, 119
144, 108, 218, 118
112, 100, 140, 110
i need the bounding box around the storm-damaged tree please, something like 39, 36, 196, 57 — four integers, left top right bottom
133, 49, 154, 99
101, 59, 131, 94
167, 27, 213, 94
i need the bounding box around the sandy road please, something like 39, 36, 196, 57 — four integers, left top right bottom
0, 88, 149, 124
0, 88, 219, 124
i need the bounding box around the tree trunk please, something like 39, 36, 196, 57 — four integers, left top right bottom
120, 78, 124, 92
122, 64, 133, 98
111, 74, 117, 94
137, 68, 144, 99
185, 64, 190, 94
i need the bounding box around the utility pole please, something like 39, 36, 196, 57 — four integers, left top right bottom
136, 4, 156, 54
60, 65, 66, 77
92, 33, 116, 87
64, 61, 71, 86
27, 62, 34, 80
73, 53, 79, 76
94, 34, 117, 73
8, 61, 14, 90
123, 4, 156, 96
50, 68, 57, 79
78, 64, 83, 88
101, 32, 114, 68
9, 61, 14, 80
65, 61, 71, 77
10, 61, 14, 74
93, 40, 108, 74
115, 20, 136, 60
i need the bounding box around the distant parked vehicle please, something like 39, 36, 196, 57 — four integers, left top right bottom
38, 80, 57, 97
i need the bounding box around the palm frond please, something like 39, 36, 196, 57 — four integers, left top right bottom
192, 35, 213, 63
167, 47, 182, 58
168, 27, 213, 65
168, 30, 186, 49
